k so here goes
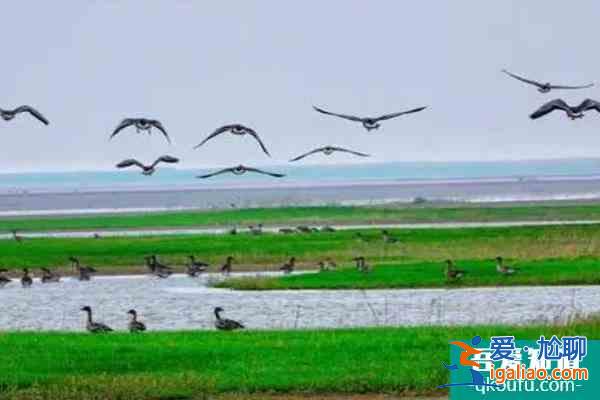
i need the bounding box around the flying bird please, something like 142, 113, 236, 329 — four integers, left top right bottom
194, 124, 270, 156
290, 145, 370, 162
110, 118, 170, 143
116, 155, 179, 175
502, 70, 594, 93
196, 164, 285, 179
313, 105, 426, 131
529, 99, 584, 120
0, 106, 49, 125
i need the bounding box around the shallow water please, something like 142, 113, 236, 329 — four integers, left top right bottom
1, 272, 598, 332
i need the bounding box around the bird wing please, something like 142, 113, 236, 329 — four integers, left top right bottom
14, 106, 49, 125
245, 128, 271, 156
149, 120, 171, 143
196, 167, 235, 179
529, 99, 572, 119
193, 125, 235, 149
289, 147, 325, 162
153, 155, 179, 167
328, 146, 370, 157
116, 159, 145, 169
574, 98, 600, 113
549, 83, 594, 90
244, 166, 285, 178
110, 119, 136, 139
313, 106, 363, 122
373, 106, 427, 122
502, 69, 544, 88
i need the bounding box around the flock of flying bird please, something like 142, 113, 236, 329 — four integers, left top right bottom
0, 69, 594, 332
2, 69, 599, 178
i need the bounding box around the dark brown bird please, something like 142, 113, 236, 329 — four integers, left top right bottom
290, 146, 370, 162
110, 118, 170, 143
280, 257, 296, 274
313, 105, 426, 131
444, 259, 465, 280
196, 165, 284, 179
194, 124, 270, 156
1, 106, 49, 125
221, 256, 234, 275
116, 155, 179, 176
502, 69, 594, 93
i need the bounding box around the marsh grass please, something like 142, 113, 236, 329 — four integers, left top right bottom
1, 321, 600, 399
3, 203, 600, 233
1, 224, 600, 272
217, 258, 600, 290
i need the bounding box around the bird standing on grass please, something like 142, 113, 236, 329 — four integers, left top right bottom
353, 256, 371, 273
12, 230, 24, 243
221, 256, 234, 275
214, 307, 244, 331
40, 267, 60, 283
81, 306, 113, 333
21, 268, 33, 288
444, 259, 465, 281
495, 256, 518, 275
187, 255, 209, 277
382, 230, 399, 244
280, 257, 296, 274
127, 309, 147, 333
0, 269, 12, 287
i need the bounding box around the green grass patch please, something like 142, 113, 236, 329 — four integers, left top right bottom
1, 321, 600, 399
1, 224, 600, 271
217, 258, 600, 290
3, 203, 600, 233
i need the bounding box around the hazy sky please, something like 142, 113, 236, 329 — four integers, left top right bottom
2, 1, 600, 172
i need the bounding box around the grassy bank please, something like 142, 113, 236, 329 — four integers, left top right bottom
2, 321, 599, 399
1, 224, 600, 272
216, 258, 600, 290
3, 203, 600, 233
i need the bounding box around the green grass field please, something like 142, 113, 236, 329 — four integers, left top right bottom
3, 203, 600, 233
1, 224, 600, 275
217, 258, 600, 290
2, 321, 599, 399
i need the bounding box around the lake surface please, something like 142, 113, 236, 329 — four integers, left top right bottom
1, 272, 597, 331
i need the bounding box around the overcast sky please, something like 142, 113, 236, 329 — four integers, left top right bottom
2, 1, 600, 172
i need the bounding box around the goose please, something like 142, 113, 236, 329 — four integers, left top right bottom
296, 225, 312, 233
187, 255, 209, 277
280, 257, 296, 274
81, 306, 113, 333
495, 256, 518, 275
214, 307, 244, 331
502, 70, 594, 93
318, 261, 328, 271
127, 309, 147, 333
144, 255, 172, 278
320, 226, 336, 233
40, 267, 61, 283
248, 224, 263, 235
221, 256, 234, 275
116, 155, 179, 176
313, 105, 426, 131
279, 228, 296, 234
69, 257, 96, 281
21, 268, 33, 288
93, 233, 101, 239
196, 165, 285, 179
0, 269, 12, 287
354, 232, 372, 242
12, 230, 23, 243
529, 99, 583, 120
1, 105, 49, 125
444, 259, 465, 280
110, 118, 170, 143
228, 227, 238, 235
318, 258, 337, 271
353, 256, 371, 273
289, 146, 370, 162
382, 230, 399, 244
194, 124, 270, 156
